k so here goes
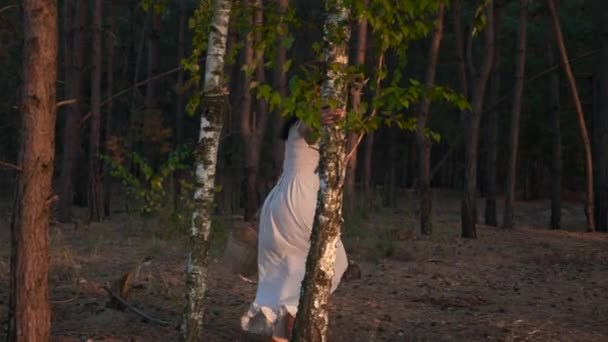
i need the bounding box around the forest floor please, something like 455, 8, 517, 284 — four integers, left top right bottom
1, 189, 607, 342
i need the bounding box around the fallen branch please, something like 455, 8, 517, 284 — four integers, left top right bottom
101, 285, 170, 326
0, 160, 21, 172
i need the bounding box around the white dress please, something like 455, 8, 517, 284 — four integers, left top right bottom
240, 122, 348, 337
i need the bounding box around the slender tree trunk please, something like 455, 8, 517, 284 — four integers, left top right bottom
595, 12, 608, 232
146, 14, 161, 110
345, 0, 369, 216
547, 0, 595, 232
417, 3, 445, 236
547, 29, 562, 230
363, 132, 374, 209
272, 0, 289, 181
240, 0, 255, 220
292, 1, 350, 340
484, 5, 504, 227
8, 1, 57, 339
88, 0, 103, 222
180, 0, 231, 340
502, 0, 529, 228
461, 0, 495, 239
57, 0, 86, 222
241, 0, 269, 222
103, 0, 116, 217
453, 0, 468, 100
173, 0, 188, 209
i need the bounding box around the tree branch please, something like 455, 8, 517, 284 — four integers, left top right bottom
101, 286, 170, 327
0, 160, 21, 172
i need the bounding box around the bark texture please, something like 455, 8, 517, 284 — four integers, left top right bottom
547, 0, 595, 232
417, 3, 445, 236
8, 0, 57, 340
502, 0, 529, 228
180, 0, 232, 340
291, 1, 350, 340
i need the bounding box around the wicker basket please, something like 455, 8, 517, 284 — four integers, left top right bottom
222, 224, 258, 276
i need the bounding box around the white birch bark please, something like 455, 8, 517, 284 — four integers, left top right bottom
180, 0, 232, 340
292, 0, 351, 341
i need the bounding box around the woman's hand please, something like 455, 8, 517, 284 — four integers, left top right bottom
320, 106, 345, 126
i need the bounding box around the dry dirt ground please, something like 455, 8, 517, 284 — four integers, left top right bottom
1, 190, 607, 341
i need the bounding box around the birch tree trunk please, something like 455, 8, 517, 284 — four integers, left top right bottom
502, 0, 529, 229
417, 3, 445, 236
8, 0, 57, 339
180, 0, 232, 340
89, 0, 103, 221
547, 0, 595, 232
291, 0, 350, 340
461, 0, 495, 239
345, 0, 369, 216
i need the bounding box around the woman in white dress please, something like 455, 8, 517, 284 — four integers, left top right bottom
241, 108, 348, 340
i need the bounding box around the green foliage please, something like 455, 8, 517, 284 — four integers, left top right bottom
142, 0, 171, 14
102, 146, 192, 217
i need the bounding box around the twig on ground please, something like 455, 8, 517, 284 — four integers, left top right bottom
101, 285, 170, 326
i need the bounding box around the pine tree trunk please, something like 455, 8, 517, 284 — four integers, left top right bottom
547, 0, 595, 232
272, 0, 289, 181
8, 1, 57, 339
345, 0, 369, 216
88, 0, 103, 222
240, 0, 256, 221
595, 11, 608, 232
461, 0, 495, 239
57, 0, 86, 222
417, 3, 445, 236
547, 30, 562, 230
180, 0, 231, 340
103, 0, 116, 217
292, 1, 350, 340
484, 5, 504, 227
502, 0, 529, 229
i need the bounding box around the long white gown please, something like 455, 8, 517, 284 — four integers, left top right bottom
240, 121, 348, 337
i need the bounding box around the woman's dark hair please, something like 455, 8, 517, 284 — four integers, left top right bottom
279, 116, 299, 141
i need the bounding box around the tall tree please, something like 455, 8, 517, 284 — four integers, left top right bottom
180, 0, 232, 340
547, 0, 595, 232
241, 0, 269, 222
89, 0, 103, 221
103, 0, 117, 217
272, 0, 289, 181
291, 0, 351, 340
595, 11, 608, 232
57, 0, 86, 222
416, 2, 445, 236
8, 0, 57, 339
546, 21, 562, 230
461, 0, 495, 238
345, 0, 369, 215
484, 4, 503, 227
502, 0, 529, 228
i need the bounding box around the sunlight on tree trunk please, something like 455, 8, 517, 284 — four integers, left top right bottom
503, 0, 529, 229
547, 0, 595, 232
291, 0, 351, 340
180, 0, 231, 340
8, 0, 57, 339
417, 3, 445, 236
